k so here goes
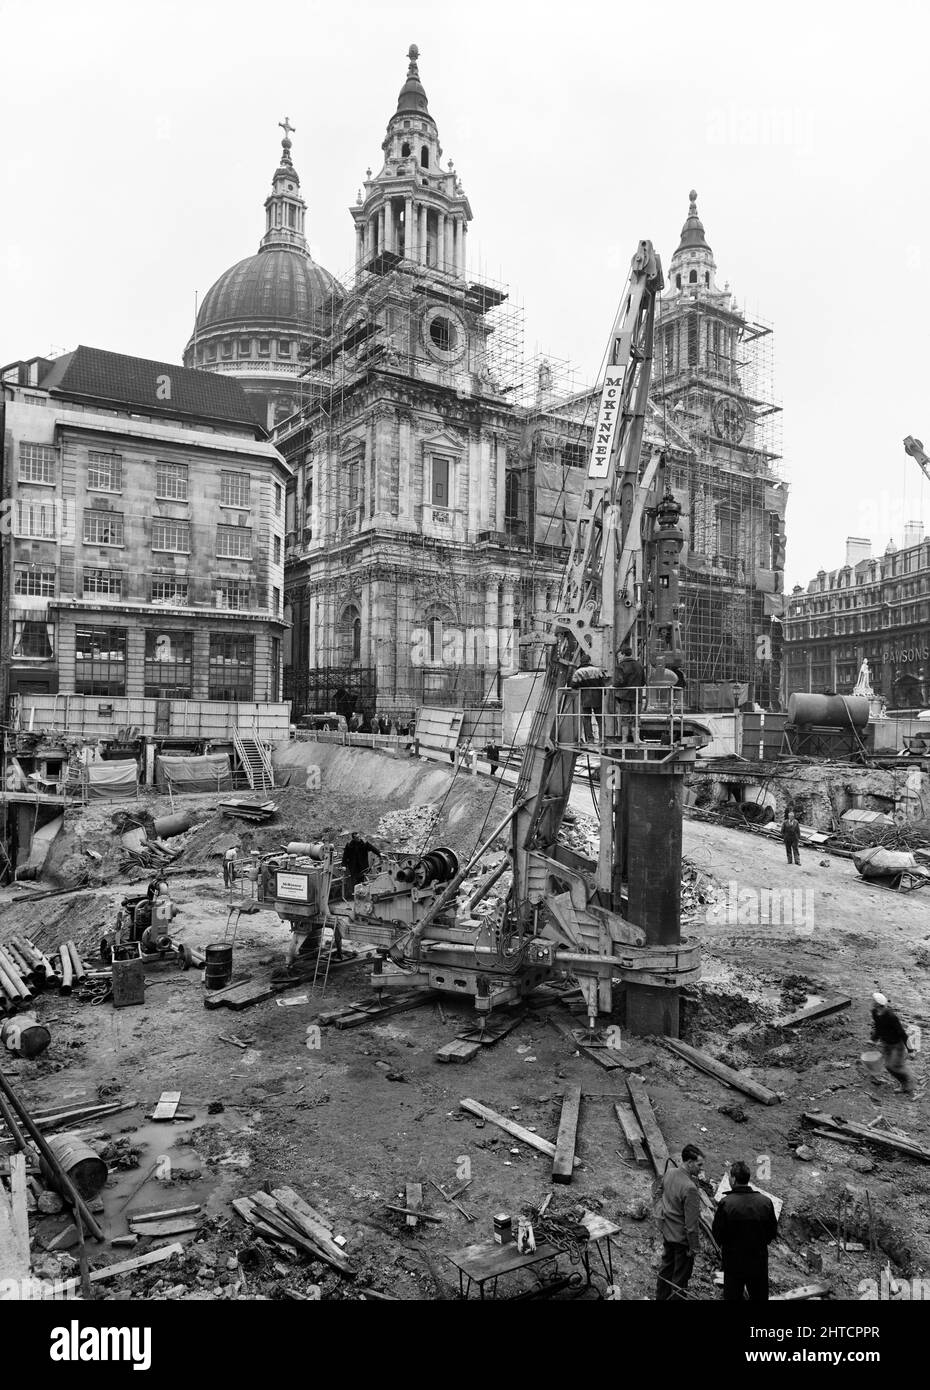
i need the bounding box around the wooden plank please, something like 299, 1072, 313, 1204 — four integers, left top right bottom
232, 1196, 297, 1247
776, 997, 852, 1028
268, 1187, 351, 1271
152, 1091, 181, 1121
32, 1101, 134, 1131
772, 1282, 832, 1301
427, 1177, 475, 1223
405, 1182, 422, 1230
614, 1102, 650, 1167
459, 1099, 581, 1168
386, 1203, 443, 1224
129, 1217, 201, 1238
547, 1014, 624, 1070
436, 1038, 483, 1064
802, 1112, 930, 1163
0, 1153, 30, 1282
129, 1204, 201, 1223
663, 1038, 781, 1105
331, 989, 438, 1029
204, 979, 278, 1011
435, 1014, 524, 1060
250, 1191, 351, 1274
552, 1083, 582, 1184
625, 1076, 670, 1175
89, 1243, 184, 1283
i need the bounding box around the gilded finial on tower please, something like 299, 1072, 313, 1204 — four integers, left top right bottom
407, 43, 420, 70
689, 188, 698, 213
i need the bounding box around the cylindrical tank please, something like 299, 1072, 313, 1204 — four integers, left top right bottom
787, 693, 870, 729
204, 943, 234, 990
285, 842, 325, 859
41, 1134, 108, 1198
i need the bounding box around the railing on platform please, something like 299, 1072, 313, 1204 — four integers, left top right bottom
554, 685, 687, 751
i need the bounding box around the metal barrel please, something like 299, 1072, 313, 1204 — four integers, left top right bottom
204, 943, 234, 991
41, 1132, 108, 1198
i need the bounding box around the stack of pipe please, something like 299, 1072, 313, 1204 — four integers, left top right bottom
0, 944, 32, 1005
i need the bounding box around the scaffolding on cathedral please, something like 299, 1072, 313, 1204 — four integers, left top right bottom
275, 253, 786, 717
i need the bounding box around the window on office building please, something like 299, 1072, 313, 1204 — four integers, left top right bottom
144, 630, 193, 698
155, 461, 189, 501
75, 626, 127, 695
12, 619, 54, 660
18, 443, 56, 484
83, 568, 124, 598
83, 509, 123, 545
14, 565, 55, 597
208, 634, 254, 700
213, 581, 251, 610
152, 519, 190, 553
151, 578, 189, 605
87, 451, 123, 492
216, 525, 252, 559
220, 472, 250, 507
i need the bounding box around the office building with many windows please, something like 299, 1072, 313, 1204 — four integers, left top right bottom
0, 346, 289, 712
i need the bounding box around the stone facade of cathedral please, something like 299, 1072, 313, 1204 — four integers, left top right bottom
187, 46, 787, 722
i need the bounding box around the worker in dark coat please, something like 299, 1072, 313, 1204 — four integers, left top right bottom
655, 1144, 704, 1301
870, 991, 916, 1095
711, 1160, 778, 1301
571, 665, 608, 743
781, 809, 801, 864
615, 643, 647, 740
341, 832, 381, 896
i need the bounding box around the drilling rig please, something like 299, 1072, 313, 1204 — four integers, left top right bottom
356, 241, 705, 1037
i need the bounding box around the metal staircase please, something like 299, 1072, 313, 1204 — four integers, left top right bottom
233, 727, 275, 794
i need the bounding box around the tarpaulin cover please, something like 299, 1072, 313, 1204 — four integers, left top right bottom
86, 761, 138, 799
155, 753, 232, 791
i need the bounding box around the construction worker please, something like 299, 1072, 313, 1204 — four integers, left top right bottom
571, 665, 608, 742
781, 809, 801, 865
711, 1160, 778, 1301
870, 992, 916, 1095
655, 1143, 704, 1301
341, 832, 381, 897
223, 845, 238, 889
615, 643, 646, 741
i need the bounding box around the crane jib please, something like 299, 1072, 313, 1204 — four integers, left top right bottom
588, 370, 625, 479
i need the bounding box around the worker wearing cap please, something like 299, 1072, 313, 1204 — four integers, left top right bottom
570, 665, 608, 743
655, 1143, 704, 1301
870, 992, 916, 1095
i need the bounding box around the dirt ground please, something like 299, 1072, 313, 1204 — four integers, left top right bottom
1, 752, 929, 1302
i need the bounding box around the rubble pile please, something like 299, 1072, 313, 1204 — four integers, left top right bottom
375, 805, 442, 852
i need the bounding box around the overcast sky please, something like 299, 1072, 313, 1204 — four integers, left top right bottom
2, 0, 928, 587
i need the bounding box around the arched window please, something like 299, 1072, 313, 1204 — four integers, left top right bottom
704, 271, 710, 286
341, 604, 361, 663
689, 269, 698, 284
676, 274, 682, 290
401, 141, 411, 157
428, 616, 443, 663
420, 145, 429, 168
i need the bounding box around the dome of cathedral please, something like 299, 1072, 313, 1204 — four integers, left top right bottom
194, 248, 341, 337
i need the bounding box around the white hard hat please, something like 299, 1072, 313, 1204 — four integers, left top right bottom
872, 992, 888, 1006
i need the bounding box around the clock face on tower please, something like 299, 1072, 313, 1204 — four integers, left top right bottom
713, 395, 747, 444
421, 306, 467, 364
